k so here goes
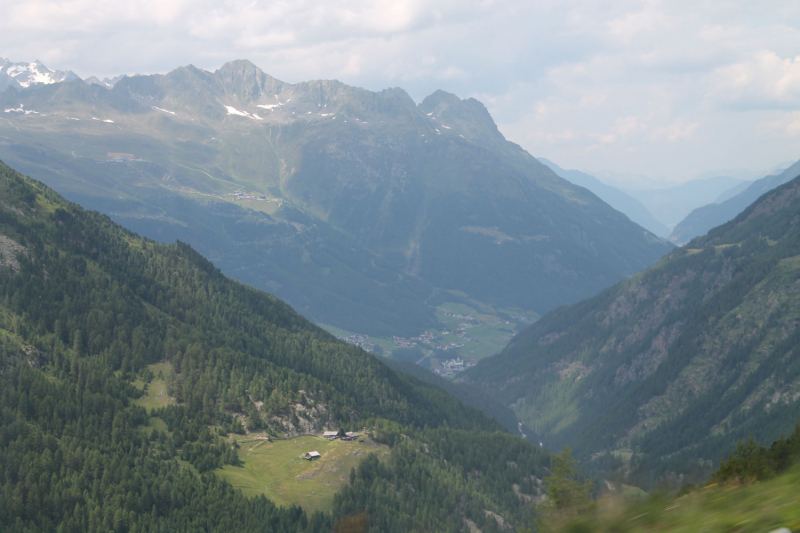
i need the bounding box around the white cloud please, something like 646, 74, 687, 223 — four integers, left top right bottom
709, 50, 800, 109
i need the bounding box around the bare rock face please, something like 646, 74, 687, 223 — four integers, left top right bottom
0, 234, 25, 272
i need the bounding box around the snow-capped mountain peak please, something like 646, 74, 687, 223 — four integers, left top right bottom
0, 59, 80, 90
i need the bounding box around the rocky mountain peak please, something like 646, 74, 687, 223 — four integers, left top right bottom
214, 59, 285, 102
419, 89, 502, 143
0, 58, 79, 91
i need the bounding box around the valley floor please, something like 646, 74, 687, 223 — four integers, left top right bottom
323, 301, 538, 374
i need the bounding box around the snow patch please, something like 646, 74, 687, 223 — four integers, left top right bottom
225, 106, 249, 117
225, 106, 261, 120
151, 106, 176, 115
257, 98, 291, 111
4, 104, 38, 115
441, 125, 450, 129
6, 62, 56, 87
427, 112, 433, 116
103, 119, 114, 123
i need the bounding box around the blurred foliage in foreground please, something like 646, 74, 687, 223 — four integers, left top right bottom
559, 465, 800, 533
545, 425, 800, 533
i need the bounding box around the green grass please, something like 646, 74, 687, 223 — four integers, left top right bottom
563, 466, 800, 533
216, 435, 388, 512
137, 416, 169, 436
132, 363, 176, 412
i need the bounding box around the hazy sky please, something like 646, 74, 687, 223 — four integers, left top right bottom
2, 0, 800, 183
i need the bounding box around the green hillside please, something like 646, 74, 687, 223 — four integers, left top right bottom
550, 428, 800, 533
0, 60, 672, 342
0, 160, 550, 532
465, 175, 800, 482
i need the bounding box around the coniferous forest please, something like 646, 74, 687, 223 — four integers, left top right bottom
0, 160, 551, 532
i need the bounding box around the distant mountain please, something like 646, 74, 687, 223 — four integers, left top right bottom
714, 179, 753, 203
539, 158, 671, 238
0, 59, 672, 338
621, 175, 748, 229
0, 58, 79, 90
670, 158, 800, 245
84, 74, 127, 89
465, 176, 800, 478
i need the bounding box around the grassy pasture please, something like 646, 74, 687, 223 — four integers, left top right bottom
217, 435, 388, 512
132, 362, 176, 412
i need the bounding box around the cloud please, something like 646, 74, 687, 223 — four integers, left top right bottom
709, 50, 800, 109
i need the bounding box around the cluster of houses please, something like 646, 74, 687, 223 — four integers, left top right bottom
439, 342, 466, 351
455, 322, 478, 341
438, 309, 479, 322
322, 430, 361, 441
435, 357, 476, 378
392, 331, 436, 348
336, 333, 376, 352
303, 430, 364, 460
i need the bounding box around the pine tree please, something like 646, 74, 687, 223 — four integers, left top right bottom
534, 446, 592, 532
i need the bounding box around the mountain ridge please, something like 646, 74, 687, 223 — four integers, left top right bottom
464, 174, 800, 481
539, 158, 671, 237
0, 58, 672, 343
670, 157, 800, 245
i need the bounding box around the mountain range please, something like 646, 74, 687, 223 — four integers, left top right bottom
0, 58, 672, 342
539, 158, 671, 238
620, 175, 749, 230
670, 158, 800, 245
465, 175, 800, 480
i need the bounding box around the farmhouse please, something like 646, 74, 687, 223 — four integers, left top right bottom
303, 451, 321, 460
322, 431, 339, 440
342, 432, 361, 441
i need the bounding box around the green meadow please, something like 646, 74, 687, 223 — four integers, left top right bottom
216, 435, 389, 512
132, 362, 176, 411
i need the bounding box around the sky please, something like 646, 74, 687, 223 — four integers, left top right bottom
2, 0, 800, 185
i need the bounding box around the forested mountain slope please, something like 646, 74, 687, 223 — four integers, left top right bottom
670, 158, 800, 245
465, 175, 800, 478
0, 59, 671, 337
0, 160, 549, 532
